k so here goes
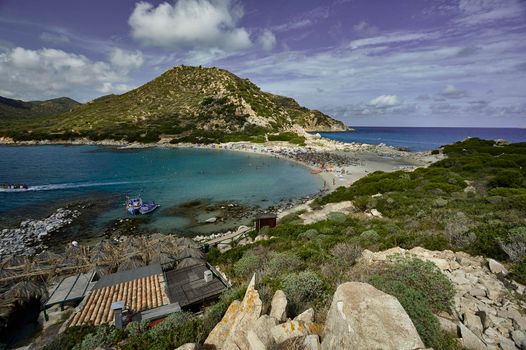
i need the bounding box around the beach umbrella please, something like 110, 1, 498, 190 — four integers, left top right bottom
1, 255, 27, 269
117, 257, 145, 272
176, 257, 203, 269
6, 280, 48, 302
0, 267, 16, 281
176, 247, 203, 260
34, 251, 63, 265
175, 237, 198, 249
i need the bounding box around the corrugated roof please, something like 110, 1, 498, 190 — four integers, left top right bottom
44, 271, 96, 308
165, 263, 227, 307
69, 274, 169, 327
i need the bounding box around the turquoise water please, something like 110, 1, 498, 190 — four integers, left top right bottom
0, 145, 323, 232
319, 127, 526, 151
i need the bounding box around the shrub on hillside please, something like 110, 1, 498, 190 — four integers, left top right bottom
368, 257, 457, 349
360, 229, 379, 242
233, 253, 262, 277
43, 325, 98, 350
512, 258, 526, 285
264, 252, 303, 276
281, 270, 324, 307
499, 226, 526, 263
298, 229, 319, 241
327, 212, 347, 224
330, 243, 362, 266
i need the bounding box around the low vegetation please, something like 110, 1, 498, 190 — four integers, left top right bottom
368, 257, 459, 349
38, 139, 526, 348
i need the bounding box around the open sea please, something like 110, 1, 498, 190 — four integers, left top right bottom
318, 127, 526, 151
0, 146, 323, 233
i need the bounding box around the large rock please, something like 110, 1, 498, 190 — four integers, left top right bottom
459, 323, 487, 350
294, 308, 314, 324
271, 320, 319, 345
247, 315, 278, 349
487, 259, 508, 275
269, 290, 287, 322
303, 335, 322, 350
321, 282, 425, 350
205, 274, 262, 350
463, 312, 484, 336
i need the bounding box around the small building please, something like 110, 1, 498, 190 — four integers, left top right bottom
65, 260, 229, 327
255, 213, 277, 232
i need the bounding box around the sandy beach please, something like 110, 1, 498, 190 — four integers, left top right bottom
0, 133, 442, 193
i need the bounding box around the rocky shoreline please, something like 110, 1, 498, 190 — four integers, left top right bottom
0, 208, 80, 257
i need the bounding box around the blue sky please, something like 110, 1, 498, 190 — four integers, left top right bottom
0, 0, 525, 127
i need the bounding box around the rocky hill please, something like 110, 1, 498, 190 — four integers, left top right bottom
0, 96, 79, 120
1, 66, 347, 143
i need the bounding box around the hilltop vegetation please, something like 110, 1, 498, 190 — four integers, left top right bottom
0, 66, 346, 144
0, 96, 79, 120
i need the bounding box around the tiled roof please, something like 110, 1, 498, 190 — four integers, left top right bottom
69, 274, 169, 326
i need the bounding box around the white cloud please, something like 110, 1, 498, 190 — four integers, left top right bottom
40, 32, 70, 45
128, 0, 252, 51
368, 95, 400, 108
0, 47, 133, 101
109, 48, 144, 71
349, 32, 433, 49
258, 30, 276, 51
9, 47, 41, 68
440, 84, 467, 98
457, 0, 525, 24
352, 21, 379, 37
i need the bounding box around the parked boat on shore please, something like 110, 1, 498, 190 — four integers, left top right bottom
126, 196, 159, 215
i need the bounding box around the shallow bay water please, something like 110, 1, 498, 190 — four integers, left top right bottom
0, 145, 323, 234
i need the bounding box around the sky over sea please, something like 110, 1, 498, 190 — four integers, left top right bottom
0, 0, 525, 127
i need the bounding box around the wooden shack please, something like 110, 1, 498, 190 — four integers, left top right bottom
256, 213, 277, 232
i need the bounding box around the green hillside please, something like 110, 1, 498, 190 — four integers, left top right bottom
0, 96, 79, 120
0, 66, 346, 143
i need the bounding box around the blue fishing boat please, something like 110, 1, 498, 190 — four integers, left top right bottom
125, 196, 159, 215
126, 196, 142, 215
138, 201, 160, 214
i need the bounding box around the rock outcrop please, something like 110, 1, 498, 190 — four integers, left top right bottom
360, 247, 526, 350
205, 274, 263, 349
321, 282, 425, 350
269, 290, 287, 322
0, 208, 80, 257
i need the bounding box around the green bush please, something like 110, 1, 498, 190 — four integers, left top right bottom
512, 258, 526, 285
267, 132, 306, 145
233, 253, 261, 277
43, 325, 97, 350
75, 324, 124, 350
368, 257, 457, 349
488, 169, 523, 188
498, 226, 526, 263
327, 212, 347, 224
281, 270, 324, 305
298, 229, 319, 241
360, 229, 379, 241
264, 252, 303, 276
